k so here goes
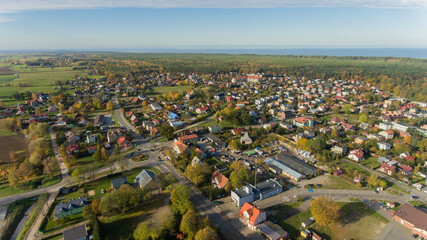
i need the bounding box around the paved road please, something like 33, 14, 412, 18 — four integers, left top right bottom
113, 96, 251, 240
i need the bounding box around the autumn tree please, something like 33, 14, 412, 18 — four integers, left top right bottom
170, 184, 193, 215
310, 196, 341, 225
180, 209, 201, 240
367, 173, 379, 188
8, 169, 19, 187
194, 226, 219, 240
359, 113, 369, 123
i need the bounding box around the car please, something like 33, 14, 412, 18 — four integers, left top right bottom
411, 196, 419, 200
384, 207, 390, 211
212, 201, 219, 205
316, 184, 322, 187
373, 190, 379, 194
308, 189, 314, 193
101, 189, 106, 194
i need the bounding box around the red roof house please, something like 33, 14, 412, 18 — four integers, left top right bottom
239, 203, 266, 231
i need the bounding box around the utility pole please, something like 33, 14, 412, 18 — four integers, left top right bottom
254, 160, 257, 187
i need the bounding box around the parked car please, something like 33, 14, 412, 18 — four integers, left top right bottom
373, 190, 379, 194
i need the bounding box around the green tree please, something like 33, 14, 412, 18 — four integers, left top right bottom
93, 145, 102, 163
331, 127, 339, 138
194, 226, 218, 240
170, 185, 193, 215
359, 113, 369, 123
310, 196, 341, 225
100, 147, 109, 162
180, 209, 201, 240
230, 166, 250, 189
8, 169, 19, 187
72, 169, 81, 183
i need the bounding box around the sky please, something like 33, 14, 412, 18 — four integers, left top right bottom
0, 0, 426, 50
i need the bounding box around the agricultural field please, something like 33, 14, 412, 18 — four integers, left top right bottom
0, 66, 83, 98
0, 134, 28, 162
149, 85, 192, 96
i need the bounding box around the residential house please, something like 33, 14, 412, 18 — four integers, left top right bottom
66, 144, 79, 154
208, 125, 222, 133
111, 177, 128, 189
400, 164, 413, 176
169, 120, 183, 128
87, 146, 97, 154
240, 132, 253, 145
150, 102, 162, 111
212, 170, 229, 189
94, 115, 105, 127
78, 118, 88, 126
231, 128, 245, 135
239, 203, 266, 231
86, 134, 97, 144
379, 122, 393, 130
117, 136, 131, 148
293, 117, 314, 128
196, 107, 208, 114
173, 140, 188, 154
107, 129, 124, 143
191, 156, 202, 166
348, 149, 364, 162
355, 136, 367, 145
378, 142, 392, 151
177, 134, 198, 145
379, 130, 394, 140
393, 203, 427, 238
331, 145, 348, 155
134, 169, 156, 189
57, 118, 67, 126
379, 163, 396, 176
54, 197, 88, 219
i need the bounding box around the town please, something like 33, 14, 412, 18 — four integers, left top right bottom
0, 54, 426, 240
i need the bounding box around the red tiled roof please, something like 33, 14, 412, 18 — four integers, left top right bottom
239, 203, 263, 226
211, 170, 229, 188
178, 134, 198, 141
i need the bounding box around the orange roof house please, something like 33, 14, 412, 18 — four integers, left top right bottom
239, 203, 266, 231
211, 170, 229, 189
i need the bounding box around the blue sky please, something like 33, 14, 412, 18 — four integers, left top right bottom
0, 0, 426, 50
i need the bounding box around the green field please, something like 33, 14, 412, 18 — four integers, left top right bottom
0, 66, 83, 97
0, 74, 15, 82
0, 129, 17, 137
149, 85, 192, 96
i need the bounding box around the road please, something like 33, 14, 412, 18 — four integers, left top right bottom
113, 96, 251, 240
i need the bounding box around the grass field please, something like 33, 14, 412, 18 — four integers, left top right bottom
149, 85, 192, 96
0, 129, 17, 137
270, 201, 388, 240
0, 74, 15, 82
101, 193, 170, 240
0, 173, 62, 198
360, 156, 382, 170
0, 66, 83, 98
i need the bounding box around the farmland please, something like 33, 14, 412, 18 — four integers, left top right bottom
0, 134, 28, 162
0, 66, 83, 98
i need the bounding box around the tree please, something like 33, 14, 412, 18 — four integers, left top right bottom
331, 127, 339, 138
159, 124, 175, 140
379, 180, 387, 189
194, 226, 219, 240
170, 184, 193, 215
310, 196, 341, 225
114, 143, 121, 156
367, 173, 379, 188
100, 147, 109, 162
72, 169, 81, 184
230, 166, 250, 189
359, 113, 369, 123
106, 101, 114, 111
417, 138, 427, 152
93, 145, 102, 163
8, 169, 19, 187
180, 209, 201, 240
229, 140, 239, 150
306, 137, 327, 153
29, 152, 43, 166
9, 151, 17, 161
43, 157, 58, 177
133, 222, 152, 240
332, 105, 340, 114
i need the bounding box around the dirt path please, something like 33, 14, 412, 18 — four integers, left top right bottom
27, 193, 56, 240
149, 192, 171, 227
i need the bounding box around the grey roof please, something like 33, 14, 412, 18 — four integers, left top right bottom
256, 179, 282, 195
276, 154, 317, 176
265, 158, 303, 180
135, 170, 156, 189
63, 225, 87, 240
111, 177, 128, 189
232, 183, 256, 198
55, 197, 88, 216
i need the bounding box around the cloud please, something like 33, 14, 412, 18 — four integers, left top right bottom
0, 16, 13, 22
0, 0, 426, 12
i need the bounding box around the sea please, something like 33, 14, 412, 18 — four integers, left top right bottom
123, 48, 427, 59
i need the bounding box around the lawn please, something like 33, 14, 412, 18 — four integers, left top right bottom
360, 156, 382, 170
0, 173, 62, 198
0, 129, 17, 137
149, 85, 192, 96
270, 201, 388, 240
101, 193, 170, 240
305, 176, 359, 190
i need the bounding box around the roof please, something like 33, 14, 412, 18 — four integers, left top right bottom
111, 177, 128, 189
394, 203, 427, 231
349, 149, 364, 159
212, 170, 229, 188
94, 114, 104, 124
63, 225, 87, 240
256, 222, 283, 240
256, 179, 282, 196
174, 140, 188, 153
240, 202, 263, 226
178, 134, 198, 141
294, 116, 312, 124
265, 158, 303, 180
55, 197, 88, 216
400, 164, 413, 173
135, 170, 156, 188
276, 154, 317, 176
